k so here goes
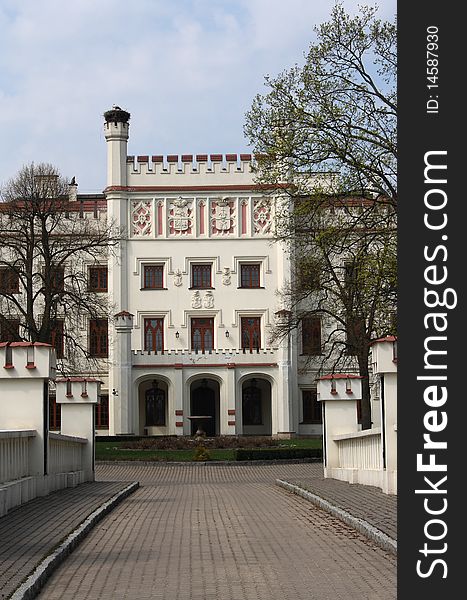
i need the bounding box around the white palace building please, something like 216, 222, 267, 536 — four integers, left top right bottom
1, 106, 327, 439
102, 106, 323, 438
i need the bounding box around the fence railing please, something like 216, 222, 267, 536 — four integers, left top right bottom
0, 430, 36, 484
48, 432, 87, 474
333, 428, 382, 471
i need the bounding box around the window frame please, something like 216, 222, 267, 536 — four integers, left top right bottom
301, 316, 322, 356
88, 266, 108, 292
301, 389, 322, 424
0, 267, 20, 294
190, 264, 213, 289
89, 318, 108, 358
191, 317, 214, 352
144, 317, 165, 352
142, 264, 165, 290
239, 263, 261, 289
240, 316, 261, 351
95, 394, 109, 429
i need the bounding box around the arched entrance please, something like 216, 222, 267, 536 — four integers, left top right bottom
189, 378, 220, 436
241, 377, 272, 435
138, 378, 169, 435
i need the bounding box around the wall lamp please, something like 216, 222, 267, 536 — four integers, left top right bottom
225, 330, 230, 338
175, 331, 180, 339
112, 388, 119, 397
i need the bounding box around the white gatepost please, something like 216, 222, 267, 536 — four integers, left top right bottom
371, 336, 397, 494
317, 374, 363, 481
55, 378, 101, 482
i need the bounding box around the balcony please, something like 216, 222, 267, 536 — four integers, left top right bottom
131, 347, 279, 368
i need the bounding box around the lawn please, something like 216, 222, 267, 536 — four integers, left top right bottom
95, 437, 322, 462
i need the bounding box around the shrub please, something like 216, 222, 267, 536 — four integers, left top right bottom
192, 446, 211, 461
234, 447, 322, 461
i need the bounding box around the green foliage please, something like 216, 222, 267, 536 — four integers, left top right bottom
192, 445, 212, 461
244, 4, 397, 430
234, 447, 322, 461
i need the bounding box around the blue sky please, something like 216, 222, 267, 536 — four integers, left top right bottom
0, 0, 396, 193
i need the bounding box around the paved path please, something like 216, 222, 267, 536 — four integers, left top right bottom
36, 463, 396, 600
0, 481, 133, 599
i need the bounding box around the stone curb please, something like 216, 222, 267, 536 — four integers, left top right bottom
276, 479, 397, 556
9, 481, 140, 600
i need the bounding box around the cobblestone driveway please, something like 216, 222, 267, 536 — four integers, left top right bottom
38, 463, 396, 600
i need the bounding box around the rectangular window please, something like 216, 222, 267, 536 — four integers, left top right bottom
49, 395, 61, 431
143, 265, 164, 289
191, 318, 214, 352
89, 266, 108, 292
50, 319, 64, 359
191, 264, 212, 289
302, 389, 322, 424
51, 266, 65, 292
89, 319, 108, 357
0, 268, 19, 293
240, 264, 261, 288
95, 394, 109, 429
241, 317, 261, 351
0, 319, 20, 342
301, 316, 322, 355
144, 318, 164, 351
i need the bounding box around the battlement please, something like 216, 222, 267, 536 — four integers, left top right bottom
124, 153, 263, 188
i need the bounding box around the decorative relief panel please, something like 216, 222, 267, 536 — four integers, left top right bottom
203, 291, 214, 308
211, 197, 235, 235
191, 291, 202, 308
131, 201, 153, 237
168, 197, 193, 235
222, 267, 231, 286
173, 269, 183, 287
253, 198, 272, 234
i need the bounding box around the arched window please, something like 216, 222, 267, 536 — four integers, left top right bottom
145, 381, 166, 426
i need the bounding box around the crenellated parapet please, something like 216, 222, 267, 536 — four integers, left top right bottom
122, 153, 262, 187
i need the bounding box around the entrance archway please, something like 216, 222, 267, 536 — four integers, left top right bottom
138, 378, 169, 435
189, 378, 220, 436
241, 377, 272, 435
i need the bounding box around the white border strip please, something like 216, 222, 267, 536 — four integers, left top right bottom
276, 479, 397, 555
10, 481, 140, 600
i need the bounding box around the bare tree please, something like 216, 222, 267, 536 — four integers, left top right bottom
0, 162, 119, 374
244, 4, 397, 429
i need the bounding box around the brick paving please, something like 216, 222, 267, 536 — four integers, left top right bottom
34, 463, 396, 600
0, 481, 132, 600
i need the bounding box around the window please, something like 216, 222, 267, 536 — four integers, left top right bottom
144, 318, 164, 352
95, 394, 109, 429
50, 266, 65, 292
241, 317, 261, 351
50, 320, 64, 359
143, 265, 164, 289
0, 268, 19, 293
0, 319, 20, 342
89, 266, 108, 292
89, 319, 108, 357
191, 264, 212, 289
49, 395, 61, 431
301, 316, 322, 355
191, 318, 214, 352
301, 389, 322, 424
240, 264, 261, 288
